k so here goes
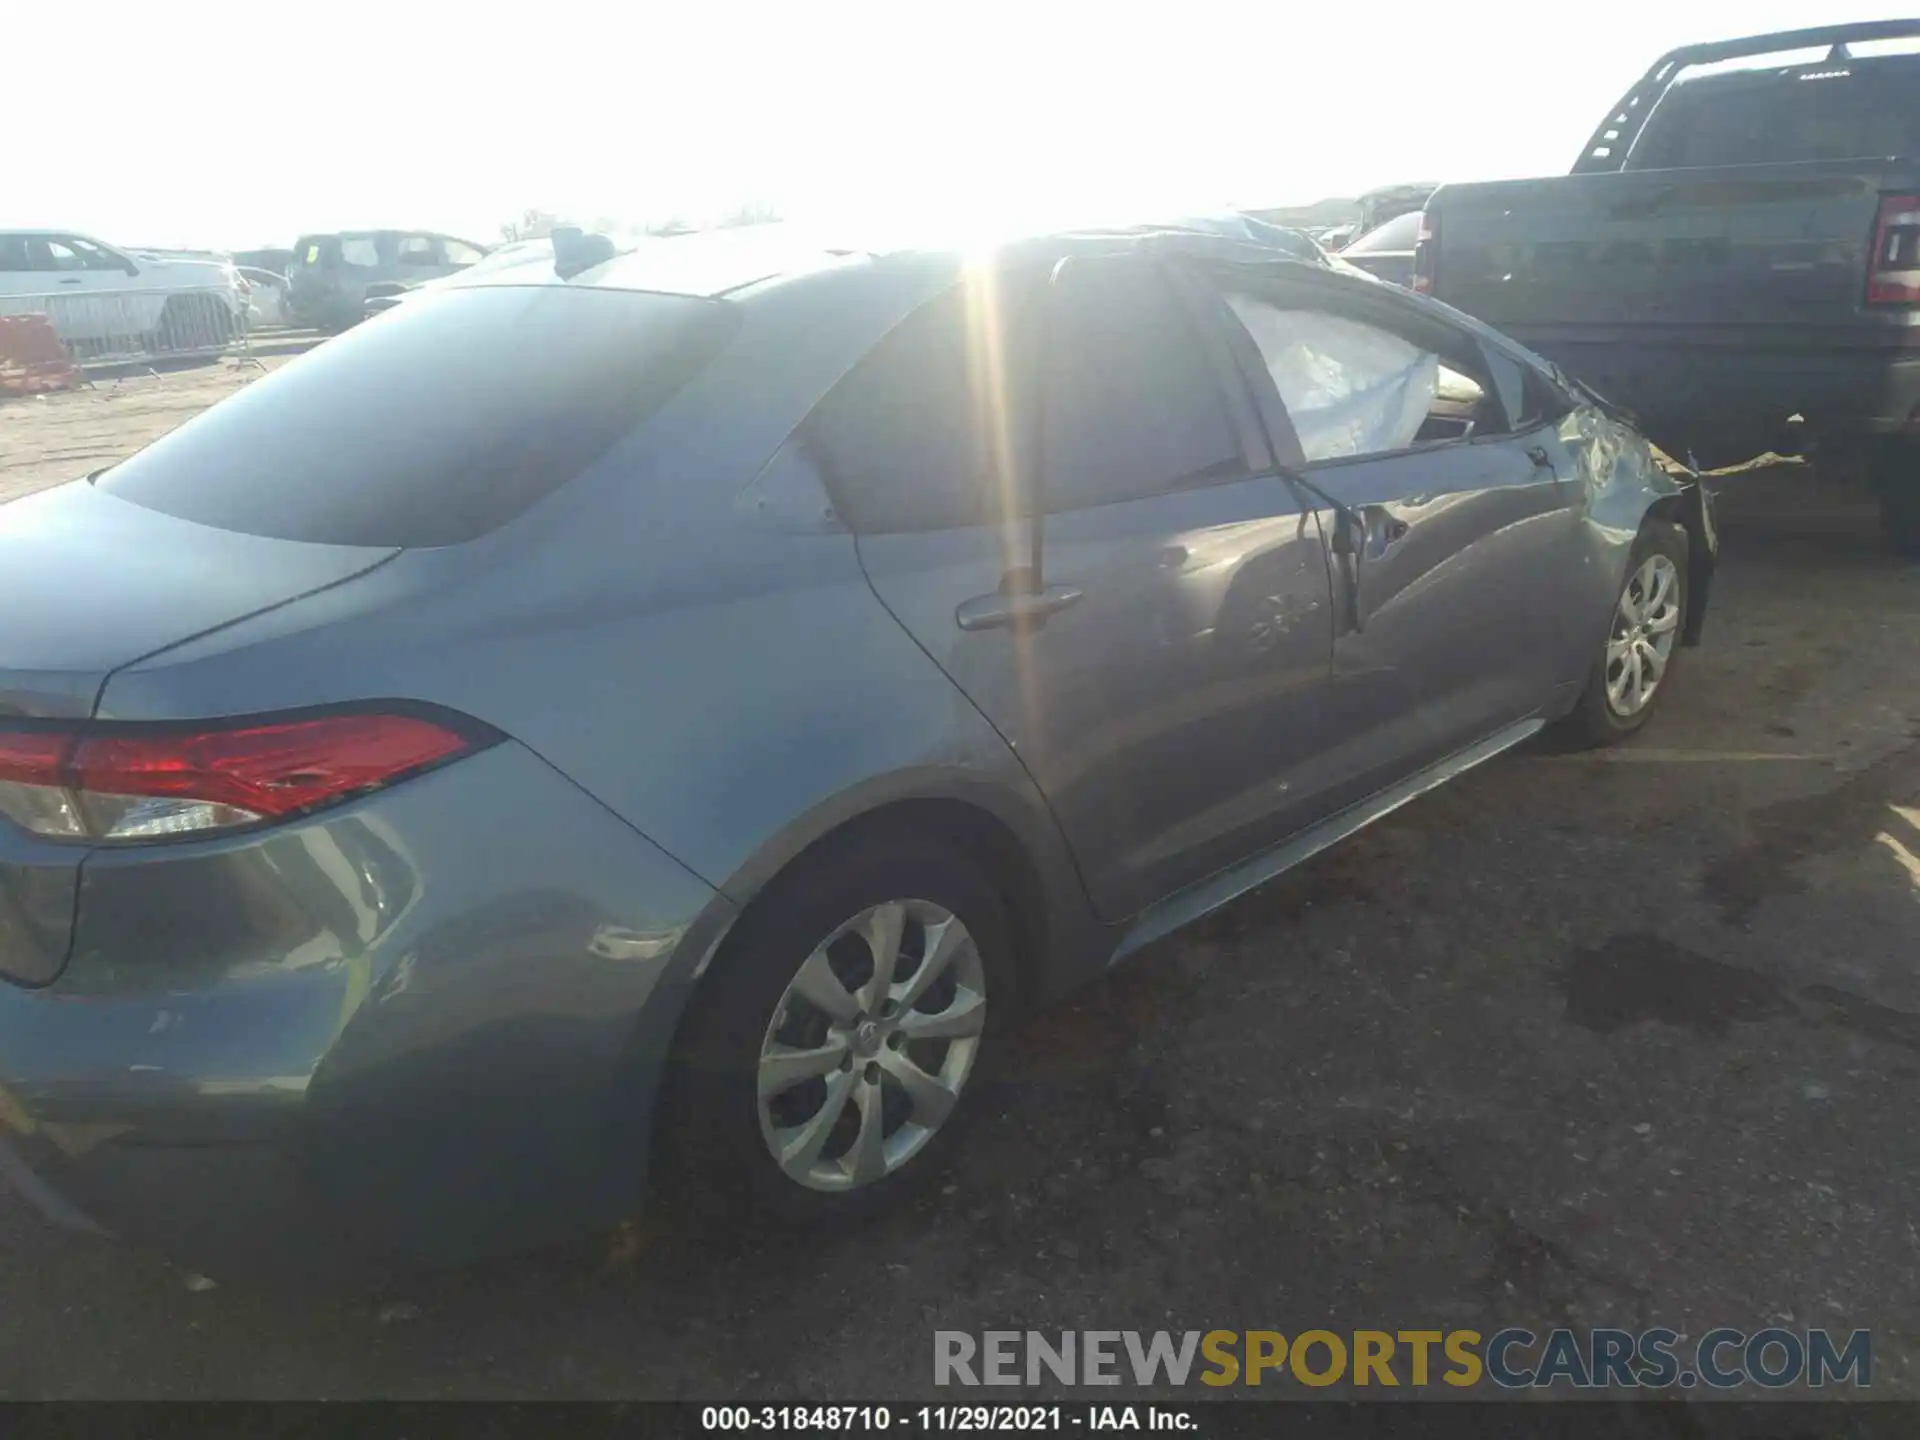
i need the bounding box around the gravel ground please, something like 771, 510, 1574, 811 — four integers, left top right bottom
0, 356, 296, 503
1, 368, 1917, 1400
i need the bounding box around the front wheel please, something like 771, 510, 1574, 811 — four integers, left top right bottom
1560, 521, 1688, 747
661, 832, 1014, 1226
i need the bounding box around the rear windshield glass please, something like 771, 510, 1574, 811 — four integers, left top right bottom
1632, 64, 1920, 169
97, 285, 738, 546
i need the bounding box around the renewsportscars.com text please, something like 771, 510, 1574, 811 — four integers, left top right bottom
933, 1328, 1871, 1390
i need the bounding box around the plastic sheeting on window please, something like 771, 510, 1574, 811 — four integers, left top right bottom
1226, 296, 1440, 462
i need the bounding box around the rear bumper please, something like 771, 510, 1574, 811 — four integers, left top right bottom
0, 740, 733, 1276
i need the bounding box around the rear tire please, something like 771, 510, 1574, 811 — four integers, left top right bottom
154, 294, 236, 353
1559, 520, 1689, 748
660, 830, 1016, 1228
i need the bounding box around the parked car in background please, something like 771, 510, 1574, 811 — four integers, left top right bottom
1353, 183, 1437, 239
0, 230, 246, 353
0, 220, 1712, 1275
1420, 19, 1920, 552
361, 237, 559, 319
237, 266, 290, 327
1339, 210, 1421, 287
234, 248, 295, 277
286, 229, 489, 330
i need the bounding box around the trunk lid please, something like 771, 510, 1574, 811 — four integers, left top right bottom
0, 481, 396, 985
0, 481, 397, 721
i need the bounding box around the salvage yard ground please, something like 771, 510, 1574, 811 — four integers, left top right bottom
1, 363, 1918, 1399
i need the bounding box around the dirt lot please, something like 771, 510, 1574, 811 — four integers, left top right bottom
0, 357, 300, 504
1, 365, 1918, 1400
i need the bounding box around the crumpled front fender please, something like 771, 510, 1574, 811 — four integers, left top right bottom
1568, 406, 1718, 647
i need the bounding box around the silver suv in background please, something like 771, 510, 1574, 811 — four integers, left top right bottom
286, 229, 488, 330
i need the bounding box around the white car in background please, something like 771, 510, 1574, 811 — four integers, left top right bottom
237, 266, 290, 328
0, 230, 248, 352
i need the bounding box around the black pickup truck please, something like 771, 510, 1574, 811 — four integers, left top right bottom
1418, 21, 1920, 552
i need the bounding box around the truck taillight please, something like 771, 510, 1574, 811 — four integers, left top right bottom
0, 710, 495, 844
1411, 210, 1438, 295
1868, 194, 1920, 305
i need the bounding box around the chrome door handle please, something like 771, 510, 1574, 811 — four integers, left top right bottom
956, 584, 1084, 632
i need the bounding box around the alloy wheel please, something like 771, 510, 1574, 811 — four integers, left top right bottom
757, 899, 987, 1192
1605, 553, 1680, 718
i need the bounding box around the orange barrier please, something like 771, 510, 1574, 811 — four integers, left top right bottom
0, 314, 80, 395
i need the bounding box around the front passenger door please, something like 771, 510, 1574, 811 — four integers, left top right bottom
1213, 283, 1582, 807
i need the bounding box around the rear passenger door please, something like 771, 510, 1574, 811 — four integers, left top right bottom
1209, 276, 1583, 807
820, 256, 1338, 922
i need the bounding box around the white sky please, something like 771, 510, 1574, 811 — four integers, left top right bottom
9, 0, 1915, 250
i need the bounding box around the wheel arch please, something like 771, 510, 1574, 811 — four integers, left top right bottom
696, 783, 1104, 1012
1642, 484, 1715, 646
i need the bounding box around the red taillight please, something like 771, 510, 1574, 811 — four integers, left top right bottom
1411, 209, 1437, 295
0, 710, 489, 843
1868, 194, 1920, 306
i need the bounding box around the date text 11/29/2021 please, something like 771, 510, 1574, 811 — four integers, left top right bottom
702, 1407, 1192, 1432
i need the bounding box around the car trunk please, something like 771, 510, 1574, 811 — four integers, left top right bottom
0, 481, 397, 984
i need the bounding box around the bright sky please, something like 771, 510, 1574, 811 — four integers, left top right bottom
10, 0, 1916, 250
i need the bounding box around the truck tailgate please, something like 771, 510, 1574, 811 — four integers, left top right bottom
1432, 161, 1916, 339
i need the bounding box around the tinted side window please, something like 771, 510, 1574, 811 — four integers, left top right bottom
339, 235, 382, 268
97, 286, 739, 547
809, 260, 1245, 535
396, 234, 439, 268
294, 235, 334, 269
1041, 259, 1246, 510
807, 273, 1043, 534
43, 240, 88, 271
65, 238, 125, 271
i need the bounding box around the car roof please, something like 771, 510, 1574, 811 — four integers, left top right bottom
462, 216, 1336, 302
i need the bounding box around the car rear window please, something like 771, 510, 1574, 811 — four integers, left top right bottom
1631, 61, 1920, 169
97, 285, 739, 547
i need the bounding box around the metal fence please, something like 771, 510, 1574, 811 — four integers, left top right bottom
0, 286, 252, 368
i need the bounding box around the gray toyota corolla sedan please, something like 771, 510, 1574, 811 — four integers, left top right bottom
0, 222, 1714, 1274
